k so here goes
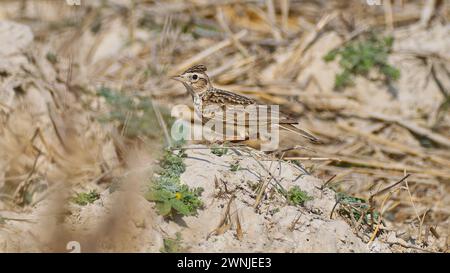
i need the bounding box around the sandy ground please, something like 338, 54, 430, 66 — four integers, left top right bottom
1, 145, 397, 253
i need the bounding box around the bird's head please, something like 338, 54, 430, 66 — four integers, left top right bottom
171, 64, 211, 94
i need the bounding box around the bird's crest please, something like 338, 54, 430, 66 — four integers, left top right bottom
184, 64, 207, 74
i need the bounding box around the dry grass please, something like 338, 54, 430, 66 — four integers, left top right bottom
0, 0, 449, 252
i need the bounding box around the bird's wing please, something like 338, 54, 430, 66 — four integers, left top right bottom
207, 107, 320, 143
202, 88, 256, 106
202, 90, 298, 124
205, 105, 304, 127
206, 104, 281, 125
199, 89, 319, 142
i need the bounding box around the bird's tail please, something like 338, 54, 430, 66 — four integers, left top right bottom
278, 124, 319, 143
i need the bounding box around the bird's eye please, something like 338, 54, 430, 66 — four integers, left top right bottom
192, 74, 198, 80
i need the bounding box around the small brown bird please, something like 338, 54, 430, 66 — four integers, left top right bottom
172, 64, 318, 143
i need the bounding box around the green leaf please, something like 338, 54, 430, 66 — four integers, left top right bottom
323, 33, 399, 90
145, 189, 172, 202
323, 49, 338, 62
384, 36, 394, 48
170, 199, 191, 216
335, 71, 352, 89
156, 202, 172, 216
287, 186, 313, 206
211, 145, 228, 156
72, 190, 100, 206
381, 65, 400, 80
145, 191, 159, 201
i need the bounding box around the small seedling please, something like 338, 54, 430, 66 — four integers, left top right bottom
72, 190, 100, 206
270, 208, 280, 215
334, 192, 380, 228
46, 52, 58, 64
287, 186, 313, 206
211, 144, 228, 157
324, 33, 400, 90
230, 163, 240, 172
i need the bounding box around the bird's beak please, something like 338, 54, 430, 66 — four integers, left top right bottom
171, 75, 184, 82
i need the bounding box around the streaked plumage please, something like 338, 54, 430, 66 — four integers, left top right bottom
172, 64, 319, 143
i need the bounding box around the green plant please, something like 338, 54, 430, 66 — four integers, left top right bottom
324, 33, 400, 90
46, 52, 58, 64
287, 186, 313, 206
335, 192, 380, 226
97, 87, 173, 140
146, 149, 203, 217
230, 163, 240, 172
270, 208, 280, 214
72, 190, 100, 206
160, 232, 184, 253
211, 145, 228, 157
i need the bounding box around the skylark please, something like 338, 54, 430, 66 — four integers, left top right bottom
172, 64, 318, 143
